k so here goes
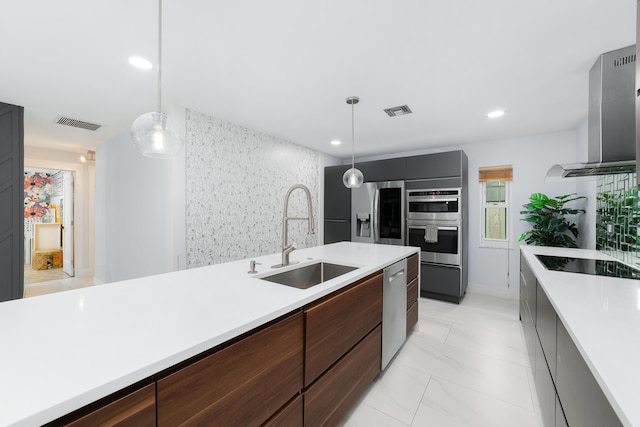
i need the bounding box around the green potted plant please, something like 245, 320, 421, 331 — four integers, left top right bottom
519, 193, 586, 248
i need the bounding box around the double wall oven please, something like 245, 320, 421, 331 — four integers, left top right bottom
405, 185, 467, 304
406, 188, 461, 267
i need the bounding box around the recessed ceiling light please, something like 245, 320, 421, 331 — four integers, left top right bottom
129, 56, 153, 70
331, 140, 341, 146
487, 110, 505, 118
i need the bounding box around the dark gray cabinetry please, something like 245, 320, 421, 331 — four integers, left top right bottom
324, 165, 351, 244
536, 283, 557, 379
556, 396, 568, 427
357, 158, 406, 182
535, 337, 556, 427
324, 165, 351, 220
519, 254, 537, 365
324, 221, 351, 245
520, 253, 622, 427
0, 102, 24, 302
556, 321, 622, 427
405, 151, 464, 180
420, 263, 462, 303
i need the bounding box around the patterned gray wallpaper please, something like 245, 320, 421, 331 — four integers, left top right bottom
185, 109, 320, 268
596, 173, 639, 265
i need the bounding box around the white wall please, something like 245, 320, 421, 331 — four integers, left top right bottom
463, 131, 580, 291
24, 146, 95, 278
94, 131, 174, 282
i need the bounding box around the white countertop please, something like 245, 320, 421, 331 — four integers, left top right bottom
520, 246, 640, 427
0, 242, 418, 427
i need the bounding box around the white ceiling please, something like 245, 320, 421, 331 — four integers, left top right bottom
0, 0, 635, 158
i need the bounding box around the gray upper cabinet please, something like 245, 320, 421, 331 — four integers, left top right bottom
357, 158, 406, 182
406, 151, 464, 180
324, 165, 351, 220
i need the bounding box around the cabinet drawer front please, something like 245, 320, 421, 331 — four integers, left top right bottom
556, 320, 621, 427
305, 273, 383, 387
535, 282, 557, 379
56, 383, 156, 427
407, 253, 419, 282
407, 301, 418, 335
304, 325, 382, 427
407, 277, 418, 309
157, 312, 303, 426
263, 395, 302, 427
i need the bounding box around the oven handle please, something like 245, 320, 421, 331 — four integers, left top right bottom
409, 225, 458, 231
408, 197, 459, 202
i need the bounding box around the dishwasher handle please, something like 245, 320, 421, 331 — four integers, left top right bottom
388, 269, 405, 283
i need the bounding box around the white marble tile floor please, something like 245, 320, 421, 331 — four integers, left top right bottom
341, 285, 544, 427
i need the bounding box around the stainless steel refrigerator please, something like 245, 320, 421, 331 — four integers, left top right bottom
351, 180, 405, 245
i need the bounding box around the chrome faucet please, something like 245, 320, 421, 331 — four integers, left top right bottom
274, 184, 315, 268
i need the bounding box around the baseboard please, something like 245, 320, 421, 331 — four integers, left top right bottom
466, 282, 519, 300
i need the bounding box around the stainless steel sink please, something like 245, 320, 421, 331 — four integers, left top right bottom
259, 262, 358, 289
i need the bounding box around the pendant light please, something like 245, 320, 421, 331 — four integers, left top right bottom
343, 96, 364, 188
131, 0, 183, 159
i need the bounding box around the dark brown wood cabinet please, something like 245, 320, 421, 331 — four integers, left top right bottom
263, 395, 303, 427
304, 326, 382, 427
406, 299, 418, 336
47, 383, 156, 427
407, 278, 418, 309
407, 253, 419, 283
304, 272, 383, 387
156, 311, 304, 426
47, 256, 423, 427
406, 253, 419, 334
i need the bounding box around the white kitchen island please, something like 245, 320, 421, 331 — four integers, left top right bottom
521, 245, 640, 427
0, 242, 418, 426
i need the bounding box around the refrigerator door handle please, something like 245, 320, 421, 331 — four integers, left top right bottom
373, 187, 380, 243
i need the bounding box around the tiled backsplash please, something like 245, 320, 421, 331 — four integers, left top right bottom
185, 109, 320, 268
596, 173, 639, 265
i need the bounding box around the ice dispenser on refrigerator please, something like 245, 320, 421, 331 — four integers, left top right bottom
351, 180, 405, 246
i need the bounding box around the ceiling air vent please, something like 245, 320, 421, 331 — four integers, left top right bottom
383, 105, 412, 117
54, 115, 102, 131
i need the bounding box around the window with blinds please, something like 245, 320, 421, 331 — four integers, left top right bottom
480, 165, 512, 246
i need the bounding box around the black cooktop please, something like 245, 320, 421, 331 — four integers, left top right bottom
536, 255, 640, 280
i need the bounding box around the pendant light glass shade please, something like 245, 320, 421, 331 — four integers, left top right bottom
131, 0, 182, 159
343, 167, 364, 188
131, 112, 183, 159
343, 96, 364, 188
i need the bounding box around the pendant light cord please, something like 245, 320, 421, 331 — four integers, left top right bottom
157, 0, 163, 113
351, 101, 355, 168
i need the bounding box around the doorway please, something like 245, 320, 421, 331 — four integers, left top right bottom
23, 167, 74, 285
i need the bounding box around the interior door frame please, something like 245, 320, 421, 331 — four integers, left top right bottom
62, 170, 74, 276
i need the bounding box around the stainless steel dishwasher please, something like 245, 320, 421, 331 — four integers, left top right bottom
382, 258, 407, 369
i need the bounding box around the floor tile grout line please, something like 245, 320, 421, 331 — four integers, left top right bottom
428, 373, 540, 415
414, 321, 532, 370
410, 374, 432, 426
360, 401, 412, 426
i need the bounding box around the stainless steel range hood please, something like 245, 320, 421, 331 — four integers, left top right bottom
547, 45, 636, 180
